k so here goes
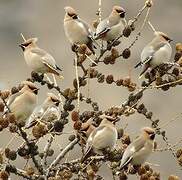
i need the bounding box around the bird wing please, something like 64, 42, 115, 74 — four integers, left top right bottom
31, 48, 62, 71
77, 18, 93, 38
7, 92, 23, 107
95, 19, 110, 39
81, 125, 106, 162
140, 42, 167, 65
77, 18, 98, 51
120, 137, 146, 169
25, 105, 44, 128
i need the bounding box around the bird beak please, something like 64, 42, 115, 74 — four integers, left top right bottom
120, 11, 126, 18
19, 44, 25, 51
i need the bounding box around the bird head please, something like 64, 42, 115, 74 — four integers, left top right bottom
154, 31, 173, 43
47, 93, 60, 106
112, 6, 126, 18
19, 38, 38, 51
142, 127, 155, 140
21, 81, 39, 95
64, 6, 78, 20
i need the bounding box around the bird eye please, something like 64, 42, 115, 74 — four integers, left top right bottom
149, 133, 155, 140
28, 85, 38, 94
162, 35, 172, 42
22, 42, 32, 47
67, 13, 78, 19
51, 98, 60, 106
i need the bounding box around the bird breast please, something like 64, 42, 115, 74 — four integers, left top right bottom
92, 126, 117, 152
103, 21, 123, 41
151, 43, 172, 66
10, 92, 37, 122
132, 141, 153, 165
64, 20, 89, 44
24, 50, 47, 73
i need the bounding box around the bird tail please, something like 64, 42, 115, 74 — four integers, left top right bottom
134, 61, 142, 68
58, 75, 64, 80
25, 120, 37, 129
80, 146, 92, 163
138, 64, 150, 79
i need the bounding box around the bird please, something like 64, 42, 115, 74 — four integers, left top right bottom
81, 115, 118, 162
26, 92, 60, 128
120, 127, 155, 170
94, 6, 126, 42
19, 37, 63, 78
64, 6, 95, 54
135, 31, 173, 78
4, 81, 39, 126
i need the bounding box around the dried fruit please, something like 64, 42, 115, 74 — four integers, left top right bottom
122, 48, 131, 59
106, 75, 114, 84
71, 111, 79, 121
68, 134, 76, 141
0, 90, 10, 100
0, 170, 9, 180
0, 102, 5, 112
73, 121, 82, 130
77, 44, 87, 54
47, 149, 54, 156
8, 150, 17, 161
111, 48, 119, 58
168, 175, 179, 180
176, 149, 182, 158
32, 123, 47, 139
116, 79, 123, 86
138, 166, 146, 175
53, 120, 64, 132
123, 26, 132, 37
26, 167, 35, 176
11, 87, 19, 94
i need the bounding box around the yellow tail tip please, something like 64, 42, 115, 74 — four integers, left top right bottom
59, 75, 64, 80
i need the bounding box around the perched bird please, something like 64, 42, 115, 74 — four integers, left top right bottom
135, 31, 173, 77
81, 115, 118, 162
64, 6, 95, 53
94, 6, 126, 42
120, 127, 155, 169
19, 38, 63, 77
5, 81, 39, 125
26, 93, 60, 128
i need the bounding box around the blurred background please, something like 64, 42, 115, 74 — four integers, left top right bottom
0, 0, 182, 179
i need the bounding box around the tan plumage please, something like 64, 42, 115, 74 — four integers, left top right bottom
120, 127, 155, 169
64, 6, 95, 53
81, 115, 118, 162
135, 31, 172, 77
19, 38, 63, 77
95, 6, 126, 42
26, 93, 60, 128
5, 81, 38, 125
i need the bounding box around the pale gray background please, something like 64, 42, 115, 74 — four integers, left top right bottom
0, 0, 182, 179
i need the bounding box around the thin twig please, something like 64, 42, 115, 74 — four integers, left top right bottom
47, 138, 79, 174
74, 55, 80, 111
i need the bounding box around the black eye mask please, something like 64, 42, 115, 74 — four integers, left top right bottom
119, 11, 125, 18
68, 13, 78, 19
51, 98, 60, 106
150, 133, 155, 140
